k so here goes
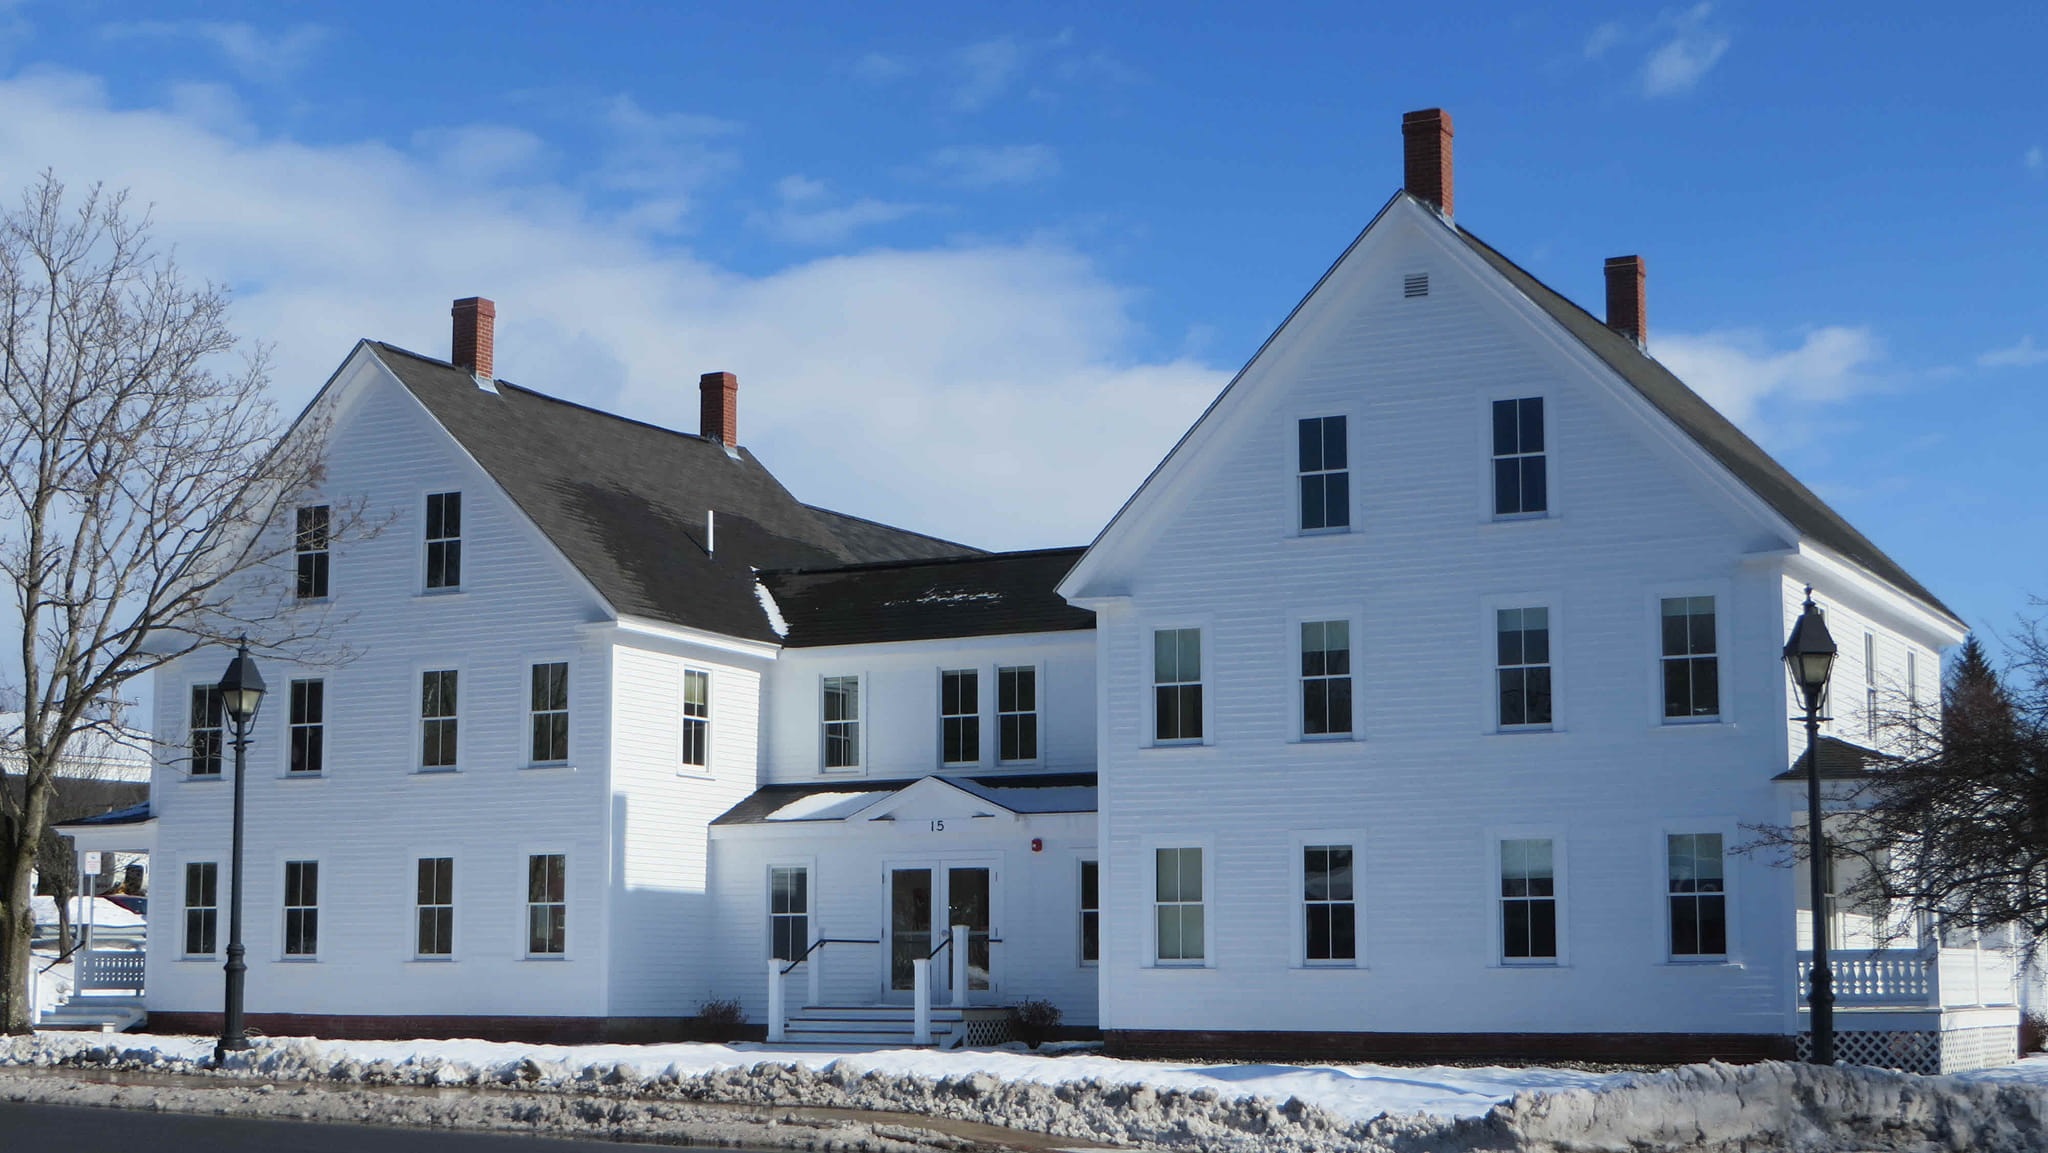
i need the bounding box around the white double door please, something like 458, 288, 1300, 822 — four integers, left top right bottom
882, 859, 997, 1002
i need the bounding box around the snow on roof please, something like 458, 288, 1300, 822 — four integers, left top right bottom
941, 779, 1097, 814
762, 790, 894, 822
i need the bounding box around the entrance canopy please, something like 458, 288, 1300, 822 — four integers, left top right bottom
713, 771, 1096, 828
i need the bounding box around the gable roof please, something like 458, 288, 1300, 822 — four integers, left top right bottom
759, 547, 1093, 647
1448, 222, 1955, 621
712, 771, 1097, 825
371, 342, 978, 642
1773, 735, 1896, 781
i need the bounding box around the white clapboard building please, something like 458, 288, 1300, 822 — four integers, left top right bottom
132, 111, 2017, 1070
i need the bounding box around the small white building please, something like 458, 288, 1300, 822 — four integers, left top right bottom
131, 110, 2016, 1069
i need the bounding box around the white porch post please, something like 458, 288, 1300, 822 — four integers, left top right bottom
766, 959, 786, 1043
912, 958, 932, 1045
950, 923, 969, 1008
806, 926, 822, 1010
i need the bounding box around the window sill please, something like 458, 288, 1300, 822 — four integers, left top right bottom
1491, 726, 1560, 736
520, 954, 571, 962
279, 772, 325, 781
1284, 527, 1356, 544
181, 775, 224, 783
676, 768, 716, 781
1146, 961, 1213, 970
521, 762, 577, 773
177, 956, 218, 963
407, 957, 457, 964
1663, 957, 1741, 968
1489, 961, 1569, 970
412, 767, 462, 777
820, 766, 865, 776
292, 595, 333, 607
276, 956, 319, 964
1295, 962, 1367, 971
1142, 740, 1213, 752
1659, 716, 1724, 727
1484, 512, 1555, 528
414, 588, 468, 600
1289, 734, 1359, 747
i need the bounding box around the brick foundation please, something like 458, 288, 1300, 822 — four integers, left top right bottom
144, 1012, 766, 1045
1105, 1029, 1795, 1065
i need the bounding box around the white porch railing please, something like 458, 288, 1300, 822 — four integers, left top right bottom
764, 925, 975, 1045
1797, 947, 2017, 1009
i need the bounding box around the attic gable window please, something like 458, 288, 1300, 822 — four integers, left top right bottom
424, 491, 463, 590
1491, 398, 1547, 517
1297, 416, 1350, 532
295, 505, 330, 599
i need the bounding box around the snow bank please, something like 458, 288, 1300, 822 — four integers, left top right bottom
4, 1033, 2046, 1152
29, 894, 144, 929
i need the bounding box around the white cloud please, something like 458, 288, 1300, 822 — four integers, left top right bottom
1654, 326, 1881, 424
1641, 4, 1730, 96
101, 20, 326, 84
1979, 336, 2048, 368
751, 175, 922, 245
954, 37, 1025, 112
0, 67, 1220, 548
1583, 22, 1625, 60
925, 144, 1059, 188
2026, 145, 2045, 173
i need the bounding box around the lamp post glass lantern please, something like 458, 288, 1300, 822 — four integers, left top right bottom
1784, 588, 1837, 1065
214, 638, 266, 1064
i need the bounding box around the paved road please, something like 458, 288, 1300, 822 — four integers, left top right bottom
0, 1100, 724, 1152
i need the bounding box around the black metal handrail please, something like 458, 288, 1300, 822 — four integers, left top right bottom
781, 937, 878, 976
926, 934, 952, 962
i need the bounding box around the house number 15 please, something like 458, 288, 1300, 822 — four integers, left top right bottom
929, 820, 945, 832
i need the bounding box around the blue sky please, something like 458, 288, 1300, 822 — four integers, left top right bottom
0, 2, 2043, 646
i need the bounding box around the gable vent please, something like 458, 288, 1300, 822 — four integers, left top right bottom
1403, 273, 1430, 298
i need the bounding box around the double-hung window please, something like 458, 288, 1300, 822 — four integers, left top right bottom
1153, 628, 1204, 743
822, 676, 861, 770
527, 854, 567, 955
1303, 845, 1357, 963
1154, 847, 1205, 963
1864, 633, 1878, 739
1079, 860, 1100, 964
183, 862, 218, 956
770, 865, 808, 963
530, 662, 569, 764
1661, 597, 1719, 720
420, 670, 458, 770
416, 857, 454, 957
1496, 608, 1552, 729
289, 679, 325, 774
1491, 397, 1547, 516
681, 669, 710, 770
1499, 838, 1556, 962
941, 669, 979, 765
189, 686, 224, 777
998, 666, 1038, 762
283, 860, 319, 957
1298, 415, 1349, 532
425, 491, 462, 590
1667, 833, 1727, 958
1301, 620, 1353, 737
295, 505, 330, 599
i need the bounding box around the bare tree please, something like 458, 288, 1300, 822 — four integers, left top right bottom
0, 173, 365, 1033
1748, 629, 2048, 947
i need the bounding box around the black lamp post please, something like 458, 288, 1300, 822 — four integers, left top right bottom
1784, 588, 1838, 1065
214, 637, 266, 1065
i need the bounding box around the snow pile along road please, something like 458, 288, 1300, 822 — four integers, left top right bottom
3, 1033, 2047, 1152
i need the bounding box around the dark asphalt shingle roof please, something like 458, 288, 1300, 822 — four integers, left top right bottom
1773, 735, 1896, 780
712, 772, 1097, 825
374, 343, 978, 641
1448, 219, 1955, 622
758, 547, 1094, 647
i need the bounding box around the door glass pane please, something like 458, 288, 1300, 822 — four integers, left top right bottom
948, 866, 992, 991
889, 868, 932, 991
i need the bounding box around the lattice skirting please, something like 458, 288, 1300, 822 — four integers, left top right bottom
1795, 1026, 2016, 1075
959, 1008, 1015, 1048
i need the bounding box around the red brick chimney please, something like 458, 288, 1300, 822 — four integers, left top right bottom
699, 371, 738, 445
1604, 255, 1647, 346
1402, 108, 1454, 216
451, 297, 496, 380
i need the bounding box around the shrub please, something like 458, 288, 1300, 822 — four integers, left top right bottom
1013, 997, 1063, 1049
697, 997, 747, 1042
2023, 1012, 2047, 1055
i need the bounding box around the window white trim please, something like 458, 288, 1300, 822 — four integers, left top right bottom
1289, 410, 1356, 537
678, 664, 714, 778
293, 503, 332, 601
1077, 855, 1100, 967
1486, 827, 1567, 967
1292, 830, 1366, 968
1144, 838, 1214, 968
185, 681, 226, 779
819, 672, 866, 774
179, 856, 221, 959
995, 662, 1045, 766
412, 852, 457, 960
1646, 579, 1733, 727
1651, 817, 1742, 965
1289, 608, 1362, 743
279, 856, 321, 961
415, 662, 463, 773
524, 658, 573, 768
937, 666, 985, 768
278, 674, 327, 777
521, 849, 570, 959
420, 487, 465, 593
1477, 390, 1558, 523
765, 858, 817, 963
1480, 593, 1563, 734
1144, 620, 1213, 747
